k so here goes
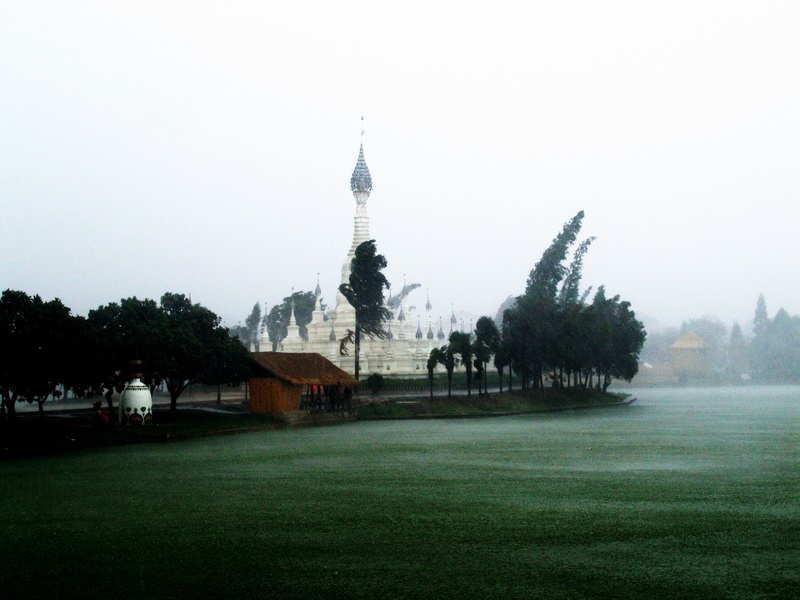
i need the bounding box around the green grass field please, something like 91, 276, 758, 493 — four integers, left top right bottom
1, 386, 797, 599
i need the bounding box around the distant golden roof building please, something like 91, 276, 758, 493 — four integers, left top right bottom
670, 331, 708, 350
670, 332, 711, 381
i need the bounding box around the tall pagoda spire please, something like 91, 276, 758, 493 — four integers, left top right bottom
350, 145, 373, 193
350, 117, 372, 194
336, 119, 374, 313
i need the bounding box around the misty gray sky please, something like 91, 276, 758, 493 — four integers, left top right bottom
2, 1, 798, 331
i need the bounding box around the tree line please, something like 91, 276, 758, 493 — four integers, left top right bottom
340, 214, 646, 396
0, 291, 250, 420
640, 294, 799, 384
425, 211, 646, 396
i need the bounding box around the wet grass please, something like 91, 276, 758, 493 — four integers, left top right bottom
0, 386, 797, 599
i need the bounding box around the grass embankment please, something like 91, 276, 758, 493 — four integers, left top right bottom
0, 387, 796, 599
1, 390, 627, 458
358, 388, 631, 418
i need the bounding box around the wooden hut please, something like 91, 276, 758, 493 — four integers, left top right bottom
249, 352, 358, 414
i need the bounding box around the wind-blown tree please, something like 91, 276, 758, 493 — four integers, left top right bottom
387, 282, 421, 309
519, 211, 586, 388
553, 236, 595, 387
338, 240, 392, 380
244, 302, 262, 351
499, 211, 645, 391
449, 331, 474, 397
493, 295, 516, 329
557, 237, 595, 308
474, 316, 500, 395
555, 302, 588, 387
265, 291, 320, 350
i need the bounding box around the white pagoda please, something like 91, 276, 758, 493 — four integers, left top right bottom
260, 140, 458, 376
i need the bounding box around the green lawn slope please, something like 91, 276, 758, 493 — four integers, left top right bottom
0, 387, 796, 599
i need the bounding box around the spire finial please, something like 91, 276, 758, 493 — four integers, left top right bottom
361, 115, 365, 140
350, 132, 373, 193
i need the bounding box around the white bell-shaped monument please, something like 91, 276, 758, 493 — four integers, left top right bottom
119, 363, 153, 426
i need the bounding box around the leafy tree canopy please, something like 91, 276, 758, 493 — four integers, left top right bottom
265, 291, 322, 349
0, 290, 79, 418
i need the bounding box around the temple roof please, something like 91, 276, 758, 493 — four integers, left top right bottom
670, 331, 707, 349
350, 144, 373, 193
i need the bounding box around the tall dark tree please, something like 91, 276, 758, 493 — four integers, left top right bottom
762, 309, 800, 382
159, 293, 248, 413
338, 240, 391, 380
203, 326, 252, 403
474, 316, 500, 394
726, 322, 749, 382
753, 293, 770, 338
494, 343, 510, 393
443, 344, 456, 398
584, 286, 646, 391
750, 293, 771, 381
449, 331, 474, 397
0, 291, 78, 419
426, 347, 445, 401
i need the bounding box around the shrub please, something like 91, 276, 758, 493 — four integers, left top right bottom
366, 373, 384, 394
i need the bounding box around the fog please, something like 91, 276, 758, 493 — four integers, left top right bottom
2, 2, 798, 330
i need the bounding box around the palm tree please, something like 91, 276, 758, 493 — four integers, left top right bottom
426, 347, 445, 401
474, 316, 500, 394
449, 331, 474, 397
338, 240, 392, 380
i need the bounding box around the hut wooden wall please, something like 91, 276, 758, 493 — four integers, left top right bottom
249, 378, 302, 413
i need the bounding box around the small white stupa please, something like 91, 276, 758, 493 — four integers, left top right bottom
119, 360, 153, 426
